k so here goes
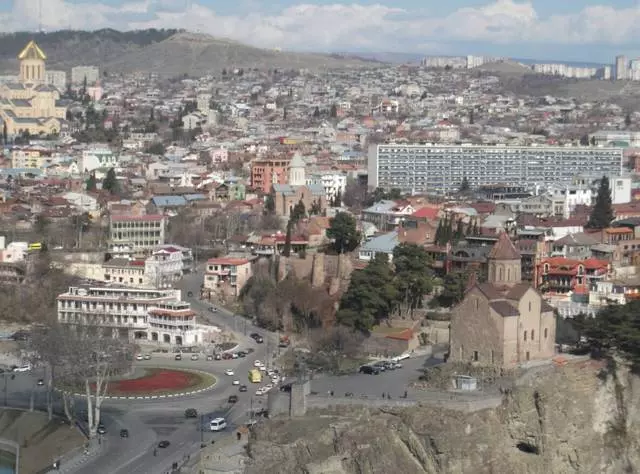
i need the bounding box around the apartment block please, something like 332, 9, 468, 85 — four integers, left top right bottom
250, 156, 290, 194
203, 257, 253, 298
71, 65, 99, 85
108, 214, 166, 252
57, 285, 201, 345
368, 144, 623, 195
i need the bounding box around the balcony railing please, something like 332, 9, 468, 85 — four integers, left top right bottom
148, 317, 196, 327
60, 306, 149, 317
58, 317, 147, 329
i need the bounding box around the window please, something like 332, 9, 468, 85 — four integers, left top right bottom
473, 351, 479, 362
531, 330, 535, 340
528, 301, 531, 312
524, 330, 528, 341
475, 299, 479, 310
544, 328, 548, 339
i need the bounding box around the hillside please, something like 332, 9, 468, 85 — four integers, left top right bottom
0, 29, 374, 77
245, 359, 640, 474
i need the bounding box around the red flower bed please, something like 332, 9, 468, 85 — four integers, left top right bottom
108, 369, 201, 394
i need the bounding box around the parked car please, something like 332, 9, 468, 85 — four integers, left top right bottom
359, 365, 380, 375
135, 354, 144, 361
250, 333, 264, 343
239, 385, 248, 392
209, 307, 217, 313
12, 364, 31, 373
191, 354, 199, 361
119, 429, 129, 438
236, 351, 246, 358
158, 440, 171, 448
97, 424, 106, 435
227, 395, 238, 404
175, 354, 182, 361
206, 355, 213, 361
184, 408, 198, 418
37, 379, 44, 386
214, 354, 222, 360
221, 353, 232, 360
143, 354, 151, 360
187, 291, 193, 297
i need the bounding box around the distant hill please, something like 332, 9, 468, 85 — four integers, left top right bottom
0, 29, 374, 77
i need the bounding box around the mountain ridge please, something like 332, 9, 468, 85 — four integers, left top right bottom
0, 29, 374, 77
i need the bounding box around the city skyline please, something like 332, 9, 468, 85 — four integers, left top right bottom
2, 0, 640, 62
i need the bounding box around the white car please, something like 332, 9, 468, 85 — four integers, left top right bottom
255, 388, 265, 396
266, 369, 275, 377
135, 354, 144, 361
224, 369, 235, 376
253, 360, 262, 367
265, 383, 274, 391
271, 376, 279, 384
13, 364, 31, 373
232, 380, 240, 385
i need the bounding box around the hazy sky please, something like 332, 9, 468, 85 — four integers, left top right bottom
3, 0, 640, 62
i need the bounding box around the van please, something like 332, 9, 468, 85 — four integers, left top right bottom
209, 417, 227, 432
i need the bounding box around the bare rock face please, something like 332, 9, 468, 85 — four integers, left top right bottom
244, 360, 640, 474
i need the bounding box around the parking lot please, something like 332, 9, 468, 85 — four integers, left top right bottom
310, 353, 443, 399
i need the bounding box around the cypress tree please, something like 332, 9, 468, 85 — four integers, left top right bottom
435, 219, 443, 246
587, 176, 614, 229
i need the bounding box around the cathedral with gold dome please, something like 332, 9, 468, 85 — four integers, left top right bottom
0, 40, 67, 137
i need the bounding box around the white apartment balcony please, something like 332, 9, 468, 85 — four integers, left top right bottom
206, 268, 230, 276
148, 316, 196, 327
58, 314, 147, 329
59, 305, 149, 317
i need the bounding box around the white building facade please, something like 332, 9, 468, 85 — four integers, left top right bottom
306, 172, 347, 202
80, 146, 118, 173
368, 144, 624, 195
57, 285, 202, 345
71, 66, 99, 85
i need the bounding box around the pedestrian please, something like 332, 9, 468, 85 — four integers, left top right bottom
330, 390, 334, 397
404, 390, 408, 399
153, 448, 157, 457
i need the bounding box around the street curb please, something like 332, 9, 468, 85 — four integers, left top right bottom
64, 368, 218, 401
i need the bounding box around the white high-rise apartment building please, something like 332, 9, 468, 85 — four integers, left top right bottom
45, 70, 66, 90
616, 55, 628, 80
368, 144, 623, 195
56, 285, 202, 345
71, 65, 100, 85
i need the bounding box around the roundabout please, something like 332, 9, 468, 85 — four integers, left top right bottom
94, 367, 217, 400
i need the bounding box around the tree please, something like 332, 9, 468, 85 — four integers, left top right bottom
146, 142, 165, 155
2, 123, 6, 145
290, 199, 306, 223
469, 109, 474, 125
587, 176, 614, 229
327, 212, 361, 254
309, 200, 322, 216
85, 173, 97, 192
437, 272, 469, 307
571, 300, 640, 370
330, 104, 338, 118
336, 253, 397, 332
342, 178, 366, 209
282, 219, 293, 257
626, 112, 632, 128
459, 176, 470, 194
392, 243, 433, 312
332, 190, 342, 208
102, 168, 119, 194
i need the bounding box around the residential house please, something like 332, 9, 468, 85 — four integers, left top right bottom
358, 231, 398, 262
203, 257, 253, 298
536, 257, 609, 297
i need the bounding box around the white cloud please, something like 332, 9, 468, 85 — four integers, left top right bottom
2, 0, 640, 52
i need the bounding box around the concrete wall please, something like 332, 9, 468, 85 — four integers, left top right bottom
49, 250, 105, 264
58, 262, 104, 280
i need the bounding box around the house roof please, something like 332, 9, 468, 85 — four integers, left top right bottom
490, 300, 520, 317
411, 206, 439, 219
554, 232, 599, 247
110, 214, 164, 222
151, 195, 187, 207
505, 283, 531, 301
488, 232, 520, 260
207, 257, 250, 266
360, 231, 399, 253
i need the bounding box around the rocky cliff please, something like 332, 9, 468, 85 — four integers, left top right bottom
245, 359, 640, 474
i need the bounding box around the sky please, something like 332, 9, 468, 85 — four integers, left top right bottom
2, 0, 640, 63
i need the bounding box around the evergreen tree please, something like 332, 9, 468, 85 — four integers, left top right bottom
459, 176, 470, 194
327, 212, 361, 254
434, 219, 444, 246
587, 176, 614, 229
309, 200, 321, 215
290, 199, 306, 223
330, 104, 338, 118
454, 218, 465, 243
85, 173, 97, 192
625, 112, 632, 128
283, 106, 287, 120
333, 189, 342, 207
282, 220, 293, 257
264, 193, 275, 214
102, 168, 119, 194
2, 123, 6, 145
472, 218, 479, 236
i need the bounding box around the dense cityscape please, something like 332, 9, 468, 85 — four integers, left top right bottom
0, 13, 640, 474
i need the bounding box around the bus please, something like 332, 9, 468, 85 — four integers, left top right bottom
248, 369, 262, 383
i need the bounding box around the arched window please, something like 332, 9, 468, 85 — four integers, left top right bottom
531, 330, 535, 341
498, 267, 503, 281
524, 330, 528, 341
544, 328, 548, 339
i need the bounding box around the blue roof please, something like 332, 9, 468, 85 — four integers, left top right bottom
363, 200, 397, 214
151, 195, 187, 207
360, 231, 399, 253
183, 194, 206, 201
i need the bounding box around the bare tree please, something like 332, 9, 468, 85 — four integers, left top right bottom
27, 324, 132, 437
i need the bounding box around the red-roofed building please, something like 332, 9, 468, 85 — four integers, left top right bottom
411, 206, 440, 221
536, 257, 609, 296
204, 257, 254, 298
